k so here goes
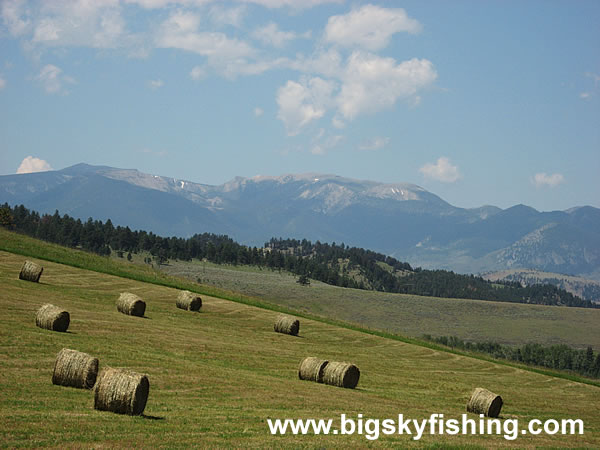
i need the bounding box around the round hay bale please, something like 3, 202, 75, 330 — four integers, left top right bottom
116, 292, 146, 317
322, 361, 360, 389
35, 304, 70, 332
176, 290, 202, 311
52, 348, 99, 389
274, 314, 300, 336
467, 387, 503, 418
298, 357, 328, 383
19, 260, 43, 282
94, 368, 150, 416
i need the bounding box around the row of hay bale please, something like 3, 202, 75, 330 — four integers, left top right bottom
52, 348, 150, 416
288, 313, 503, 416
34, 291, 203, 332
297, 355, 503, 415
275, 316, 363, 390
298, 356, 361, 389
22, 259, 202, 319
117, 290, 202, 316
116, 290, 203, 317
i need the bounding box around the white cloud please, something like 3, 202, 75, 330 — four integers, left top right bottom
35, 64, 74, 94
277, 51, 436, 132
288, 48, 343, 78
311, 133, 343, 155
156, 11, 254, 58
190, 65, 206, 81
336, 52, 437, 120
580, 72, 600, 100
251, 22, 308, 48
324, 4, 422, 51
359, 136, 389, 151
5, 2, 438, 139
331, 116, 345, 129
147, 79, 164, 89
209, 5, 246, 28
16, 156, 53, 174
1, 0, 31, 36
124, 0, 340, 8
27, 0, 126, 49
217, 57, 289, 79
239, 0, 342, 9
156, 10, 277, 78
0, 76, 5, 90
276, 77, 336, 136
419, 157, 461, 183
585, 71, 600, 84
532, 172, 565, 188
124, 0, 192, 8
253, 107, 264, 116
32, 18, 59, 42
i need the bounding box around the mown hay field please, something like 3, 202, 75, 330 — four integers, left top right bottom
163, 259, 600, 349
1, 250, 599, 447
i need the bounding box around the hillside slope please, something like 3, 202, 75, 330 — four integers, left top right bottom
1, 242, 599, 446
483, 269, 600, 304
161, 259, 600, 350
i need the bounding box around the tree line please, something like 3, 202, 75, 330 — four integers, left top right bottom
423, 334, 600, 379
1, 203, 595, 308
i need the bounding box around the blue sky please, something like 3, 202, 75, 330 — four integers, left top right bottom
0, 0, 598, 211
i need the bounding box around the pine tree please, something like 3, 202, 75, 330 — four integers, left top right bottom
584, 346, 594, 374
0, 207, 15, 229
297, 274, 310, 286
593, 354, 600, 378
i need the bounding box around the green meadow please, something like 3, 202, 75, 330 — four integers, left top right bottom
0, 229, 599, 447
161, 258, 600, 350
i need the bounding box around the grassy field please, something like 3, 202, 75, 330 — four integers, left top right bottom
160, 259, 600, 350
1, 236, 600, 447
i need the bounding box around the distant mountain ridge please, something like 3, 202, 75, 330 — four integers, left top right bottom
1, 163, 599, 280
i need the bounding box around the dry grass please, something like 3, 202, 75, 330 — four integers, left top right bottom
161, 259, 600, 350
1, 250, 600, 447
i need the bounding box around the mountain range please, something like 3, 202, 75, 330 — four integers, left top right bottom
1, 163, 599, 280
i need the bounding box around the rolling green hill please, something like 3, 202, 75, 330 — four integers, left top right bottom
0, 230, 599, 447
160, 259, 600, 351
